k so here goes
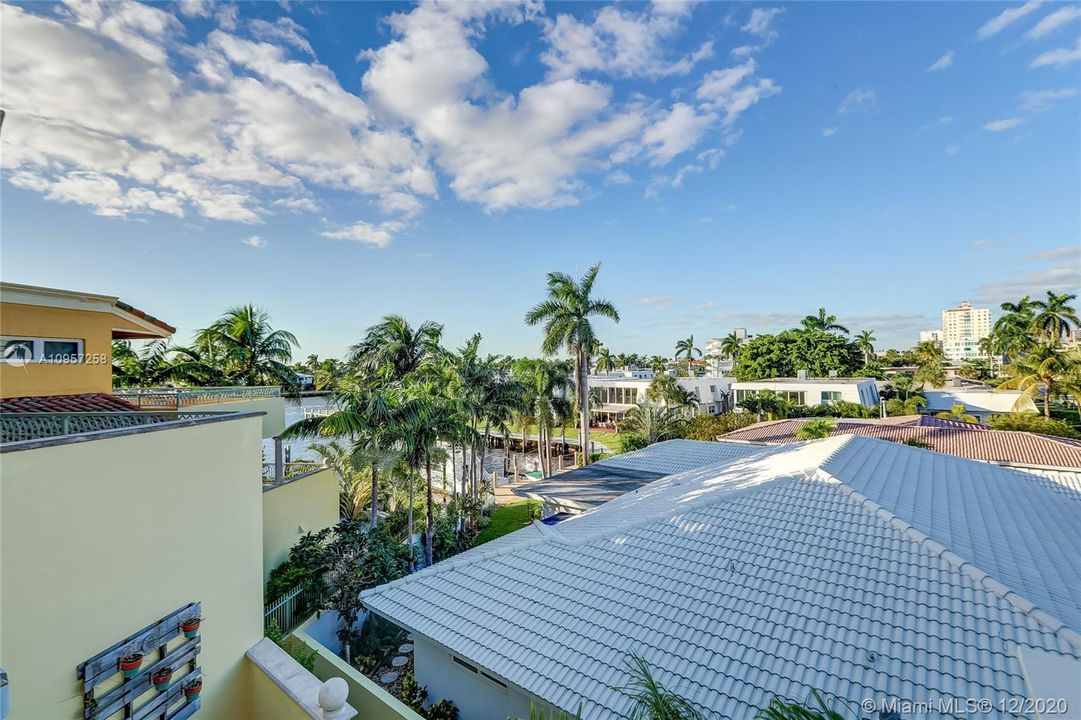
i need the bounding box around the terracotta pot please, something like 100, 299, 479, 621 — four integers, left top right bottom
119, 654, 143, 679
183, 681, 202, 702
152, 669, 173, 692
180, 618, 201, 639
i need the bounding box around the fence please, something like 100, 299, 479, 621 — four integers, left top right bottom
114, 386, 282, 409
264, 580, 325, 634
262, 461, 324, 485
0, 411, 229, 444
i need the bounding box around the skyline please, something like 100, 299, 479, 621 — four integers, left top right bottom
2, 0, 1079, 358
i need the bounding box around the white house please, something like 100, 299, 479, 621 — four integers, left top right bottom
589, 371, 734, 423
360, 435, 1081, 720
924, 385, 1035, 422
731, 373, 880, 409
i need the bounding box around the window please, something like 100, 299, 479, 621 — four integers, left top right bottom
0, 336, 84, 364
821, 391, 843, 404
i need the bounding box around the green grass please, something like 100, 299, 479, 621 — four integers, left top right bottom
474, 500, 541, 546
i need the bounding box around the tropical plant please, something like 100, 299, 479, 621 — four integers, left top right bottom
596, 347, 615, 373
614, 653, 706, 720
348, 314, 442, 380
513, 359, 573, 478
887, 373, 921, 401
646, 375, 697, 413
525, 263, 620, 464
719, 331, 743, 364
988, 411, 1081, 439
885, 395, 927, 417
196, 304, 299, 386
801, 308, 848, 334
855, 330, 875, 366
674, 335, 702, 377
755, 690, 852, 720
935, 404, 978, 423
310, 440, 372, 519
1031, 291, 1079, 344
738, 391, 788, 421
796, 418, 836, 439
991, 296, 1037, 359
911, 340, 946, 388
997, 345, 1081, 418
619, 402, 687, 445
683, 412, 757, 440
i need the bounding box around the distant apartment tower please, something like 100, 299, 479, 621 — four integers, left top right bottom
919, 329, 943, 344
705, 328, 750, 374
941, 301, 991, 362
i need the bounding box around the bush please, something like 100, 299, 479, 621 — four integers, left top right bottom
265, 620, 318, 672
617, 433, 649, 453
988, 412, 1081, 439
683, 413, 757, 440
400, 670, 460, 720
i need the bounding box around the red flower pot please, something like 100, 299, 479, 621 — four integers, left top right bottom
119, 654, 143, 679
183, 680, 202, 702
180, 618, 201, 639
152, 669, 173, 692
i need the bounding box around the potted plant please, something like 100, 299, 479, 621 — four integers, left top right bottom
151, 667, 173, 692
182, 678, 202, 703
179, 616, 202, 639
118, 649, 143, 679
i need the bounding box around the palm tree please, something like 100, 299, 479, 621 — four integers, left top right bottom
998, 345, 1081, 418
309, 440, 372, 519
514, 359, 573, 477
596, 347, 615, 374
197, 304, 298, 386
855, 330, 876, 366
991, 296, 1037, 359
615, 653, 706, 720
887, 372, 920, 401
646, 375, 697, 415
935, 404, 978, 423
619, 402, 687, 445
348, 314, 442, 380
801, 308, 849, 334
525, 263, 620, 465
796, 418, 836, 440
911, 340, 946, 388
674, 335, 702, 377
647, 355, 667, 373
1031, 291, 1080, 345
719, 332, 743, 365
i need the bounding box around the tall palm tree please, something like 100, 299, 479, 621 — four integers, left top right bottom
596, 347, 615, 374
855, 330, 876, 366
719, 332, 743, 365
197, 304, 298, 386
887, 373, 921, 401
646, 374, 697, 415
525, 263, 620, 464
801, 308, 849, 334
998, 346, 1081, 418
912, 340, 946, 388
514, 359, 573, 477
674, 335, 702, 377
647, 355, 667, 373
1031, 291, 1080, 345
991, 296, 1037, 359
348, 314, 442, 380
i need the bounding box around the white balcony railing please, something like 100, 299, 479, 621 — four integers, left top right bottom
113, 386, 282, 409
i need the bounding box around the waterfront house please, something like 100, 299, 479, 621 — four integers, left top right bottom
360, 435, 1081, 719
731, 372, 880, 409
589, 370, 735, 424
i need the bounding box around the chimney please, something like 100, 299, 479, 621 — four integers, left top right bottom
796, 369, 809, 381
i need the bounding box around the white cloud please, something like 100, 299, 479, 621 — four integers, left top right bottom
742, 7, 784, 41
2, 2, 432, 233
945, 144, 960, 156
641, 103, 716, 165
983, 117, 1024, 131
1019, 87, 1079, 112
1031, 38, 1081, 67
242, 234, 266, 248
633, 296, 676, 310
971, 239, 998, 248
920, 115, 956, 131
821, 127, 838, 137
1027, 5, 1081, 39
978, 0, 1043, 39
928, 49, 954, 72
604, 170, 632, 185
695, 59, 781, 126
838, 88, 876, 115
320, 220, 404, 248
248, 17, 314, 56
541, 3, 712, 80
971, 245, 1081, 303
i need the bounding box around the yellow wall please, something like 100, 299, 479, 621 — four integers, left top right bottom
262, 468, 339, 583
246, 657, 316, 720
0, 301, 143, 397
0, 416, 265, 720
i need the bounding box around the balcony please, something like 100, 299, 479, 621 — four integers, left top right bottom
113, 385, 282, 409
0, 410, 243, 445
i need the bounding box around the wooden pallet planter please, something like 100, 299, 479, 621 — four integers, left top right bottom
77, 602, 202, 720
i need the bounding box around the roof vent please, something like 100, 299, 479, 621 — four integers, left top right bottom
796, 369, 809, 380
828, 370, 838, 378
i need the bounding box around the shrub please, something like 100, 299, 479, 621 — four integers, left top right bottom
400, 670, 460, 720
265, 620, 318, 672
988, 412, 1081, 439
683, 413, 757, 441
796, 418, 836, 440
617, 433, 649, 453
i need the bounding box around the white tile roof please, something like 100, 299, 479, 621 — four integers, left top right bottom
361, 435, 1081, 719
597, 438, 764, 475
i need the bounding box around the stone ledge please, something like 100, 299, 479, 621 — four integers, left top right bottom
246, 638, 356, 720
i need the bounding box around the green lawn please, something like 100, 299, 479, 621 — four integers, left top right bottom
474, 500, 541, 546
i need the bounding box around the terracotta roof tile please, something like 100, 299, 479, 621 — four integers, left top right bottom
721, 417, 1081, 468
0, 393, 140, 413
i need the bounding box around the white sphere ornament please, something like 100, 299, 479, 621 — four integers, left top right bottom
318, 677, 349, 718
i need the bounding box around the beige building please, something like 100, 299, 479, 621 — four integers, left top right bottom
941, 300, 991, 362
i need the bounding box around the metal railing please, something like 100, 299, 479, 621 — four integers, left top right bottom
113, 386, 282, 409
262, 461, 325, 485
0, 411, 231, 444
265, 579, 325, 634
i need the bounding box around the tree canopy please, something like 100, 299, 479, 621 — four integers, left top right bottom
731, 330, 862, 381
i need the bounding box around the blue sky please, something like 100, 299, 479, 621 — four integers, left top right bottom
3, 0, 1079, 359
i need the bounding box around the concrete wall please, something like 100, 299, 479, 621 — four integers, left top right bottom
732, 379, 880, 407
0, 416, 265, 720
247, 658, 316, 720
206, 396, 286, 438
293, 618, 424, 720
413, 636, 534, 720
0, 302, 143, 397
262, 468, 339, 583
